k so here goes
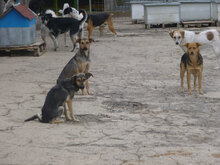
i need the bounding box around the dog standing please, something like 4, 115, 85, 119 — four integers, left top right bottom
24, 73, 93, 123
180, 43, 203, 95
169, 29, 220, 69
41, 9, 87, 51
57, 38, 94, 95
40, 9, 57, 48
59, 3, 85, 47
86, 13, 117, 39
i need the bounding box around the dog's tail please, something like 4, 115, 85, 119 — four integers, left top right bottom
79, 9, 88, 26
24, 113, 41, 122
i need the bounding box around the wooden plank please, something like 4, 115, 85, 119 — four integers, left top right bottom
182, 20, 214, 24
0, 42, 46, 56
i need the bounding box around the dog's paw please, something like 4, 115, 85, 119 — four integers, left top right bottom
73, 118, 80, 122
188, 90, 192, 95
199, 90, 204, 95
180, 88, 184, 92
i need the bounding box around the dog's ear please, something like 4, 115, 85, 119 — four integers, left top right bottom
169, 30, 175, 38
71, 75, 77, 82
180, 30, 185, 38
76, 39, 81, 43
85, 73, 93, 80
184, 43, 189, 48
196, 42, 202, 47
89, 38, 95, 43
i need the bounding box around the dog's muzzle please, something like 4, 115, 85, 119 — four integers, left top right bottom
79, 85, 85, 89
190, 51, 194, 55
83, 47, 88, 51
176, 42, 179, 45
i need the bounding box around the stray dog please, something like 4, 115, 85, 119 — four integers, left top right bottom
41, 9, 87, 51
24, 73, 93, 123
40, 9, 57, 48
59, 3, 85, 47
86, 13, 117, 39
180, 43, 203, 95
169, 29, 220, 69
57, 38, 94, 95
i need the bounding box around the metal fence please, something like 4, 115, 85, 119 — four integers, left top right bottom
78, 0, 131, 18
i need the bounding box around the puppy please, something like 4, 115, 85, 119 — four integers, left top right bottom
57, 38, 94, 95
86, 13, 117, 39
24, 73, 93, 123
180, 43, 203, 95
169, 29, 220, 69
41, 9, 87, 51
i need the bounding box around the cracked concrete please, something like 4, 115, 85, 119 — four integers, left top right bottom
0, 19, 220, 165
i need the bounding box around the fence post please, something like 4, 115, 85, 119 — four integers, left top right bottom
89, 0, 92, 13
77, 0, 79, 10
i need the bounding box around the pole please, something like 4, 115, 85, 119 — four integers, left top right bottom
77, 0, 79, 10
89, 0, 92, 13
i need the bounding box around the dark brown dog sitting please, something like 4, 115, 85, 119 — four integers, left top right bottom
180, 42, 203, 95
24, 73, 93, 123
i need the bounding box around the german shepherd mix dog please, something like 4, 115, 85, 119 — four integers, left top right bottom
24, 73, 93, 123
180, 43, 203, 95
86, 13, 117, 39
57, 38, 94, 95
41, 9, 87, 52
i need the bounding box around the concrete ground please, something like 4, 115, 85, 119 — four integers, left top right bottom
0, 19, 220, 165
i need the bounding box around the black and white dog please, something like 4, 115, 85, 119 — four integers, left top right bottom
41, 9, 87, 51
59, 3, 84, 47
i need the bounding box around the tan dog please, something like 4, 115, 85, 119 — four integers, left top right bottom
169, 29, 220, 69
57, 38, 94, 95
180, 43, 203, 95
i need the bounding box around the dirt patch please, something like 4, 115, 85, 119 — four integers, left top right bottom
102, 100, 149, 113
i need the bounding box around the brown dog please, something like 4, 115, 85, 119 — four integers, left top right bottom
57, 38, 94, 95
86, 13, 117, 39
180, 42, 203, 95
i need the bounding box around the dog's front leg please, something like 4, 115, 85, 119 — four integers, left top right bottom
66, 99, 79, 122
70, 34, 77, 52
212, 44, 220, 69
193, 74, 197, 91
198, 71, 203, 95
49, 33, 58, 51
187, 71, 192, 95
63, 103, 70, 121
85, 80, 91, 94
64, 32, 68, 47
180, 63, 185, 92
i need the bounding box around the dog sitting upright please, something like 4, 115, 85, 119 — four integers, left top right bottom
86, 13, 117, 39
180, 43, 203, 95
169, 29, 220, 69
57, 38, 94, 95
24, 73, 93, 123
